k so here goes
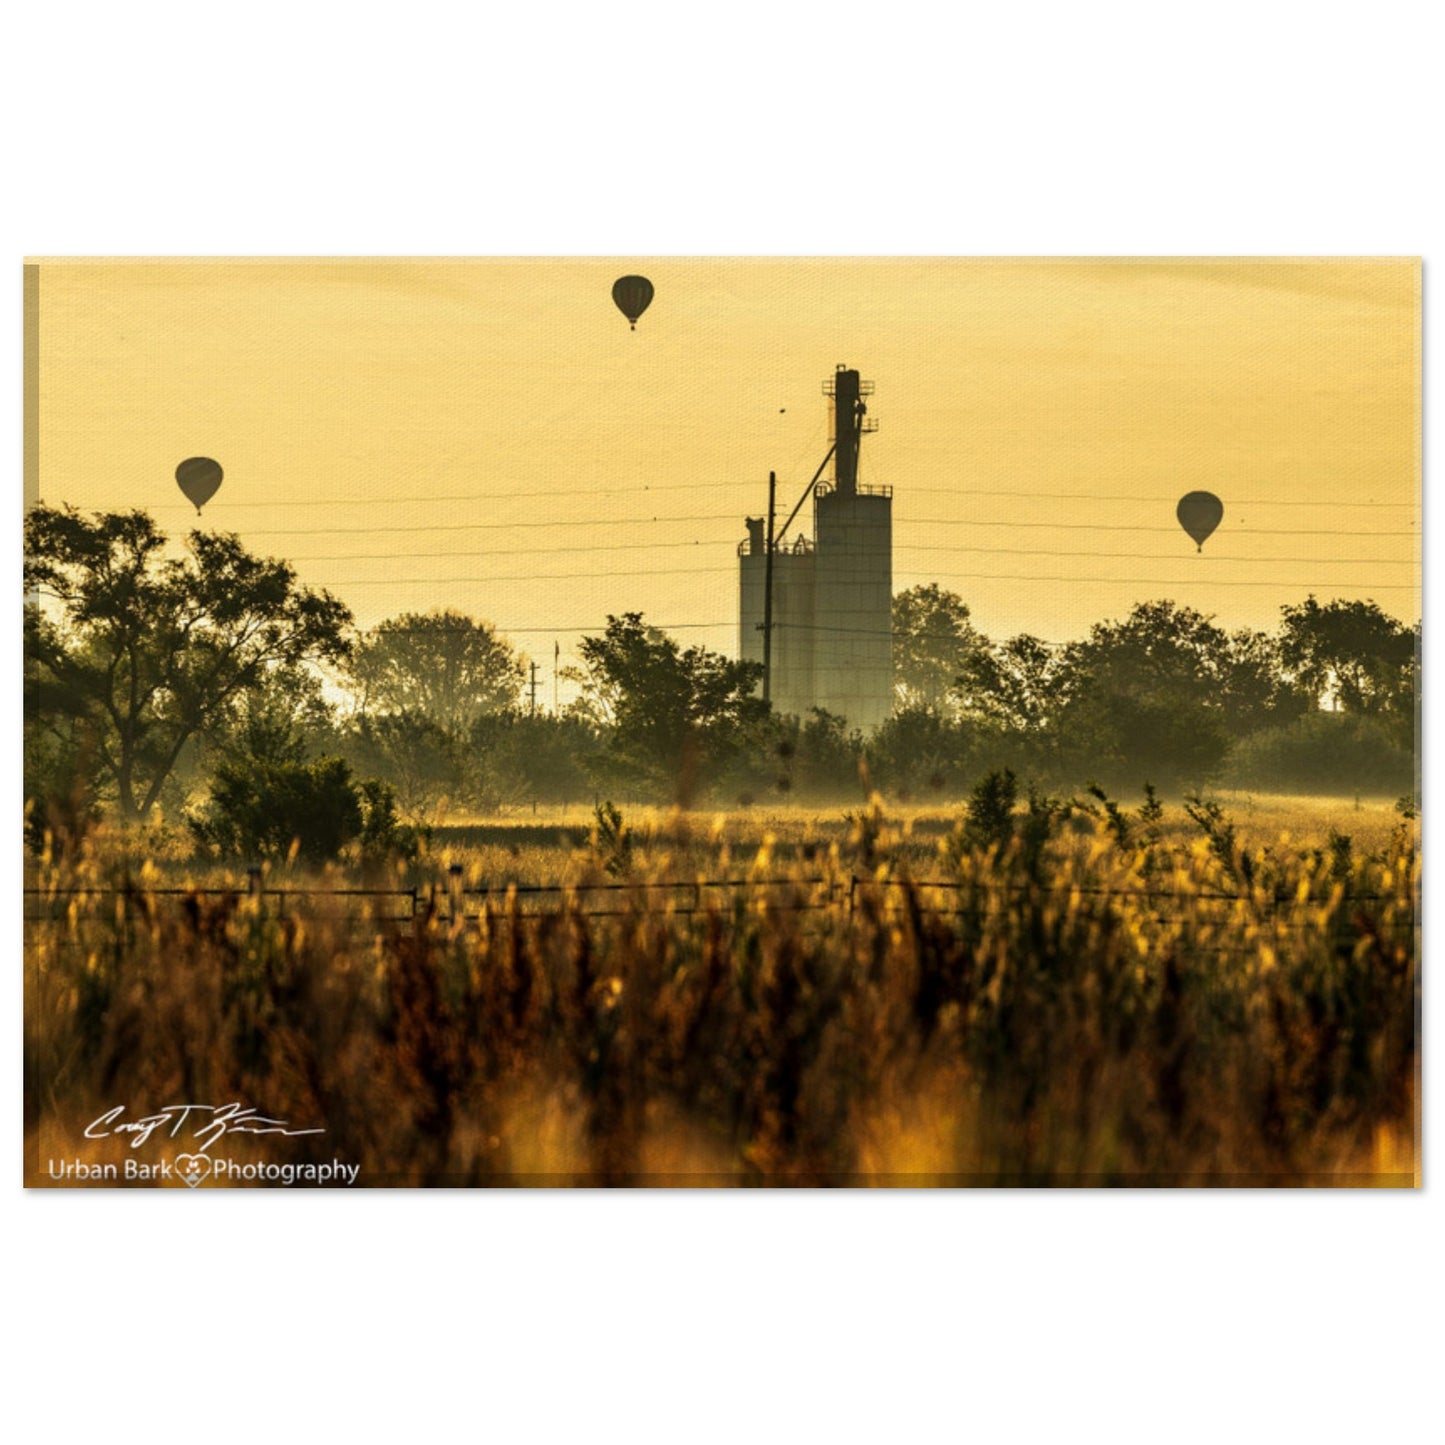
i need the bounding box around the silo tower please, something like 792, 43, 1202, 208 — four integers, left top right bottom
812, 366, 893, 728
738, 363, 893, 731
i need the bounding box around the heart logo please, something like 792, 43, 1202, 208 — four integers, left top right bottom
174, 1154, 212, 1188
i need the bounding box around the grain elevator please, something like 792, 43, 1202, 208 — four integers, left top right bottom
739, 365, 893, 730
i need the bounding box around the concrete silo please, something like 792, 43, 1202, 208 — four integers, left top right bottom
739, 517, 816, 718
738, 364, 893, 730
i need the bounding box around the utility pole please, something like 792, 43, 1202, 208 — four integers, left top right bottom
762, 469, 776, 705
553, 641, 560, 716
528, 660, 539, 718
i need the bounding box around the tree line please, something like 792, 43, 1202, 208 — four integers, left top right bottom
24, 507, 1418, 858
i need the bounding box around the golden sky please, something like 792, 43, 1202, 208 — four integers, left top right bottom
28, 258, 1420, 670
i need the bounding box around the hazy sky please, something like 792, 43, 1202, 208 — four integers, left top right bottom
29, 257, 1420, 675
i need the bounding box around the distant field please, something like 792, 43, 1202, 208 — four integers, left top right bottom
416, 791, 1412, 890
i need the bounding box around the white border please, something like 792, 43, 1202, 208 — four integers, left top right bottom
5, 4, 1438, 1441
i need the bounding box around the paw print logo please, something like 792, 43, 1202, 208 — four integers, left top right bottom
174, 1153, 212, 1188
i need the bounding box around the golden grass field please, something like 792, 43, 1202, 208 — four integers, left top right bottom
24, 790, 1419, 1186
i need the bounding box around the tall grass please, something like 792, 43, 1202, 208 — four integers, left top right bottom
24, 796, 1418, 1185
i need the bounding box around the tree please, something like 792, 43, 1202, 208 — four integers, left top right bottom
1051, 601, 1237, 788
24, 507, 351, 821
573, 613, 768, 806
204, 662, 335, 768
1219, 627, 1310, 738
349, 609, 525, 732
783, 708, 864, 799
736, 708, 863, 805
339, 712, 464, 816
957, 634, 1064, 735
23, 653, 103, 852
892, 584, 990, 713
867, 707, 979, 799
1277, 596, 1416, 717
468, 712, 599, 808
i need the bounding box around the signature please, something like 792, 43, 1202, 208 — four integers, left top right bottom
85, 1104, 325, 1154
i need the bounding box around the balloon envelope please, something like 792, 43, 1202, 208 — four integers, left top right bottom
1176, 490, 1223, 551
611, 275, 654, 330
177, 457, 223, 513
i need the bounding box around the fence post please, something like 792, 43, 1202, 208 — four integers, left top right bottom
247, 866, 262, 899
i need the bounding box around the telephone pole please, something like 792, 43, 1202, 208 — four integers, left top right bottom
528, 660, 539, 718
762, 469, 776, 705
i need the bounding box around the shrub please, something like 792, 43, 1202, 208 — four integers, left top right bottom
190, 756, 365, 862
24, 722, 103, 858
356, 778, 426, 863
592, 801, 633, 877
867, 708, 979, 800
1226, 711, 1413, 794
962, 768, 1018, 851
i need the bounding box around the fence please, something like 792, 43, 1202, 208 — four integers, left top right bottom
22, 871, 1402, 926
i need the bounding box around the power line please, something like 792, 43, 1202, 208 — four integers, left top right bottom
892, 571, 1417, 590
777, 621, 1046, 643
122, 485, 1419, 511
244, 514, 741, 536
285, 539, 1418, 565
56, 498, 1421, 542
315, 569, 1417, 591
898, 546, 1414, 563
347, 609, 1423, 649
898, 488, 1416, 508
315, 567, 738, 583
294, 540, 728, 561
346, 617, 1027, 639
139, 482, 727, 509
353, 608, 1423, 646
232, 514, 1419, 539
896, 520, 1419, 537
37, 551, 1417, 593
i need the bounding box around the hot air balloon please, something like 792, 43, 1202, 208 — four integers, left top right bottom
177, 457, 223, 514
1176, 490, 1223, 552
611, 275, 654, 331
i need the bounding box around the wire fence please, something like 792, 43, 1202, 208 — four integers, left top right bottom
22, 873, 1407, 927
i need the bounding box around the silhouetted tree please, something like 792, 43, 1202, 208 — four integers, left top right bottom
1051, 601, 1235, 788
743, 708, 864, 804
468, 712, 599, 808
574, 613, 767, 806
1220, 626, 1311, 737
203, 662, 335, 767
1277, 596, 1416, 717
349, 609, 525, 732
1228, 712, 1414, 795
892, 584, 990, 713
867, 708, 980, 799
24, 507, 350, 821
789, 708, 865, 798
957, 634, 1064, 735
190, 755, 363, 862
339, 711, 464, 815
